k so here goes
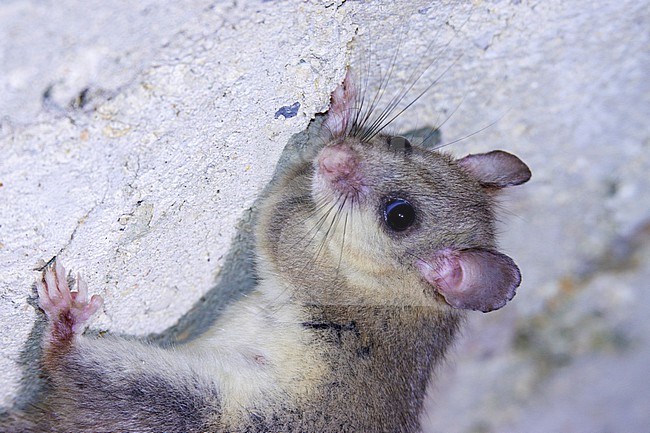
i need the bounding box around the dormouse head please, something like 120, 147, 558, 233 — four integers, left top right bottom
311, 71, 531, 313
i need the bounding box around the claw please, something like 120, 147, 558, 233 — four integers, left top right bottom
76, 273, 88, 304
36, 280, 53, 314
55, 261, 71, 304
44, 266, 58, 302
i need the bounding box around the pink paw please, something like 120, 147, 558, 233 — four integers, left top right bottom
36, 260, 103, 334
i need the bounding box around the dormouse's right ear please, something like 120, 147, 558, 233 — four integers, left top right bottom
458, 150, 531, 188
416, 248, 522, 313
323, 70, 357, 139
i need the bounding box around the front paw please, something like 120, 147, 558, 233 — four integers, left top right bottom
36, 260, 103, 335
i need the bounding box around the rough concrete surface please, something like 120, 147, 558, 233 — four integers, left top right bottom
1, 0, 648, 432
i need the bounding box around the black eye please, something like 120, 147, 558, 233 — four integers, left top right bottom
388, 136, 411, 151
384, 199, 415, 231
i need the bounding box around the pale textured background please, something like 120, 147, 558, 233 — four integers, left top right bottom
1, 1, 649, 432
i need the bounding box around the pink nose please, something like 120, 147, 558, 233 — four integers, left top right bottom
318, 144, 357, 179
316, 144, 365, 197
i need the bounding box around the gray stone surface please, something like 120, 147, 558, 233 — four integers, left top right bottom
1, 0, 648, 431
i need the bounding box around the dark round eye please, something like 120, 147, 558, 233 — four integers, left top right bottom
384, 199, 415, 231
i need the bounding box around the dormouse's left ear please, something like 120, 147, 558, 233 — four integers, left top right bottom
458, 150, 531, 188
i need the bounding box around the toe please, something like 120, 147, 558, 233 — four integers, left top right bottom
44, 266, 59, 302
36, 280, 54, 314
76, 273, 89, 304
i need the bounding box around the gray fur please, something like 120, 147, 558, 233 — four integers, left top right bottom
6, 338, 221, 432
1, 74, 529, 432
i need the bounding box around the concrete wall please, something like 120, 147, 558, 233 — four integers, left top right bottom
1, 0, 648, 431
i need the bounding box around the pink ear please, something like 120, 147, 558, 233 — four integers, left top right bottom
416, 248, 521, 312
323, 69, 357, 138
458, 150, 531, 188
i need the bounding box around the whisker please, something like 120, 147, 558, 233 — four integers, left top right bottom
353, 44, 401, 138
433, 115, 503, 150
263, 197, 343, 312
336, 201, 350, 274
431, 93, 465, 133
359, 18, 461, 141
351, 7, 476, 143
301, 199, 341, 264
288, 197, 337, 249
365, 55, 462, 142
314, 195, 347, 263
